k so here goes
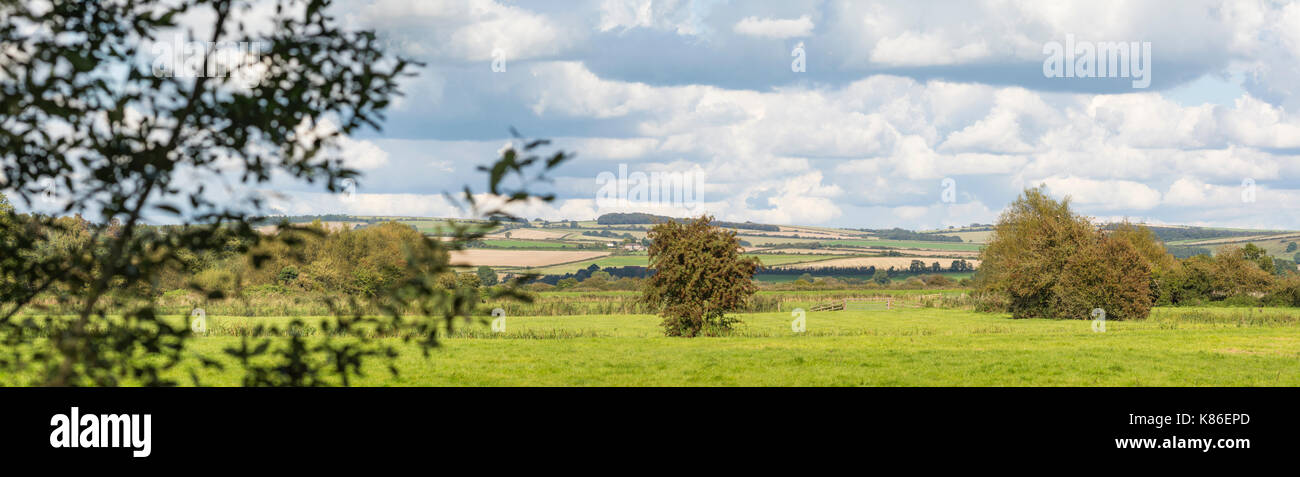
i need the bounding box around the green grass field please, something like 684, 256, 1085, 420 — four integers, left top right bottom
526, 253, 837, 274
16, 306, 1296, 386
527, 254, 649, 274
479, 239, 580, 249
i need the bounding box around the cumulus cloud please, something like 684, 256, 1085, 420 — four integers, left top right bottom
1039, 176, 1163, 211
733, 15, 814, 39
597, 0, 713, 36
345, 0, 574, 62
200, 0, 1300, 231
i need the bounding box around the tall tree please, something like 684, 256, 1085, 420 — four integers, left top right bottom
0, 0, 568, 385
643, 216, 760, 337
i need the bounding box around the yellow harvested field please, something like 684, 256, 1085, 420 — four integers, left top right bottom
778, 256, 981, 270
485, 228, 569, 240
449, 250, 609, 267
733, 227, 857, 239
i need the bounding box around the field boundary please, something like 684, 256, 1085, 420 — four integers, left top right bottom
810, 294, 943, 312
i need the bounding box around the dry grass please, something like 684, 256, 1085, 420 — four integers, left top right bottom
449, 249, 610, 267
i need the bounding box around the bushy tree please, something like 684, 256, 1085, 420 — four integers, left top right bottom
924, 274, 953, 287
643, 216, 760, 337
1266, 275, 1300, 306
1159, 246, 1277, 304
872, 267, 890, 285
476, 266, 499, 286
1055, 232, 1153, 320
1109, 221, 1177, 304
977, 187, 1154, 320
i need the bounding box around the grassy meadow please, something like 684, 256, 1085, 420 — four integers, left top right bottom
9, 305, 1299, 386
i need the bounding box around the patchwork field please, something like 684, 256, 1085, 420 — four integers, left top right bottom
20, 306, 1298, 386
450, 249, 610, 267
525, 253, 842, 274
478, 239, 580, 249
816, 239, 983, 252
778, 256, 982, 270
529, 254, 649, 274
486, 229, 571, 240
944, 230, 994, 243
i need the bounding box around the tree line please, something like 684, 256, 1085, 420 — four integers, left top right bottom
977, 187, 1300, 320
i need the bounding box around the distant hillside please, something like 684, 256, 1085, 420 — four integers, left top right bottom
1103, 224, 1289, 243
594, 212, 780, 231
855, 227, 963, 243
255, 214, 387, 225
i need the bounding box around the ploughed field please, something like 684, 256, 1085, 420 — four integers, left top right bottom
9, 306, 1299, 386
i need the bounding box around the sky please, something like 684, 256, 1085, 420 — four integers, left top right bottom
11, 0, 1300, 231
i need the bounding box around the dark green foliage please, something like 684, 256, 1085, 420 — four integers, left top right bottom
277, 266, 299, 285
643, 216, 760, 337
476, 266, 499, 286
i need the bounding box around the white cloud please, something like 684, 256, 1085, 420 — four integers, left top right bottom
870, 31, 992, 66
293, 118, 389, 170
348, 0, 573, 61
1039, 176, 1163, 211
230, 1, 1300, 230
597, 0, 710, 36
733, 15, 815, 39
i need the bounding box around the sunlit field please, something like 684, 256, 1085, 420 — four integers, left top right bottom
10, 306, 1298, 386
